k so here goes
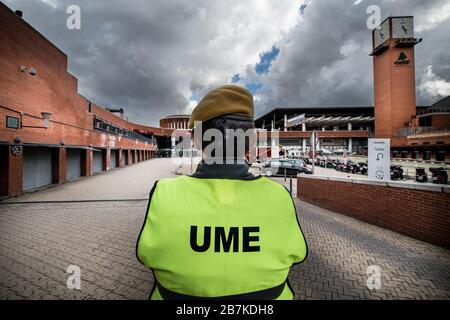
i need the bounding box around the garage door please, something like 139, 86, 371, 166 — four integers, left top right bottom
67, 149, 81, 180
23, 147, 52, 190
110, 150, 117, 169
131, 151, 135, 163
93, 150, 103, 174
121, 150, 127, 166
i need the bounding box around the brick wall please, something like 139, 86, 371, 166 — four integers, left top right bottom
297, 176, 450, 249
432, 114, 450, 130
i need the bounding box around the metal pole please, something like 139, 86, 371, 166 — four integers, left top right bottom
290, 177, 292, 194
312, 138, 315, 175
191, 141, 193, 175
284, 168, 287, 182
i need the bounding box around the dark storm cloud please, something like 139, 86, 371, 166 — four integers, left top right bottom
4, 0, 450, 124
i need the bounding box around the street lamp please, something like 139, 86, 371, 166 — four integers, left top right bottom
41, 112, 52, 128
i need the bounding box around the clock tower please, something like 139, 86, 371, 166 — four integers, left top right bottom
371, 16, 422, 138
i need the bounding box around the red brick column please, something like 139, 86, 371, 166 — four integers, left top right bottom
81, 149, 92, 177
0, 145, 23, 197
103, 149, 110, 171
116, 149, 122, 168
52, 147, 67, 184
0, 146, 8, 196
126, 149, 131, 165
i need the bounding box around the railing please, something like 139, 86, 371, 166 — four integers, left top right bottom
93, 115, 155, 144
416, 107, 450, 116
397, 126, 450, 137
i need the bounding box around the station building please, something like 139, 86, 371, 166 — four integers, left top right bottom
255, 106, 375, 156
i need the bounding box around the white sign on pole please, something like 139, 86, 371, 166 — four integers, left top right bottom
368, 139, 391, 181
310, 130, 318, 148
310, 130, 318, 174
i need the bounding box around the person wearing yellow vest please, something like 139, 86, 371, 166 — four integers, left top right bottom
136, 85, 308, 300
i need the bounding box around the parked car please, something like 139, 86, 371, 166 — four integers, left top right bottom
261, 159, 312, 177
287, 159, 308, 168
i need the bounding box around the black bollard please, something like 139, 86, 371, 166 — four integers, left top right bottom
290, 177, 292, 194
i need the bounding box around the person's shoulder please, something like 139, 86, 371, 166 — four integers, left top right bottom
256, 177, 292, 196
154, 175, 191, 189
258, 176, 286, 188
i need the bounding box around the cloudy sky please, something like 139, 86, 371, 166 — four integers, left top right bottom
4, 0, 450, 126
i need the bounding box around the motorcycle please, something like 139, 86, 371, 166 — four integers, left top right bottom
430, 167, 448, 184
415, 167, 428, 183
390, 165, 404, 181
351, 162, 361, 174
326, 160, 335, 169
358, 162, 368, 175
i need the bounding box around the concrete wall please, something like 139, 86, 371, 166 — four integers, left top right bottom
297, 175, 450, 249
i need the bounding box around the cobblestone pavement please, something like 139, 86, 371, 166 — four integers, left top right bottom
1, 159, 449, 299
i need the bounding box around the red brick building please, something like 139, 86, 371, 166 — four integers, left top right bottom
0, 3, 172, 197
160, 115, 190, 130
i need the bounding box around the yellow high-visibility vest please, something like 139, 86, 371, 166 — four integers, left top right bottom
136, 175, 307, 300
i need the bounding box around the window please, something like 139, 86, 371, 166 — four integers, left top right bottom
281, 161, 294, 167
412, 150, 420, 159
436, 150, 446, 162
6, 116, 19, 129
271, 161, 281, 167
423, 150, 431, 160
418, 116, 432, 127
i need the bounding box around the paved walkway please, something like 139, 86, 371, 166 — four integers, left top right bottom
1, 159, 449, 299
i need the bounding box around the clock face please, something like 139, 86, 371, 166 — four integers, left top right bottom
374, 19, 390, 48
392, 17, 414, 39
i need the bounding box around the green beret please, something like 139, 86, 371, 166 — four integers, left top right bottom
189, 85, 254, 129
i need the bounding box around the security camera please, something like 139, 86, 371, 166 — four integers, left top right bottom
20, 66, 37, 76
28, 67, 37, 76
